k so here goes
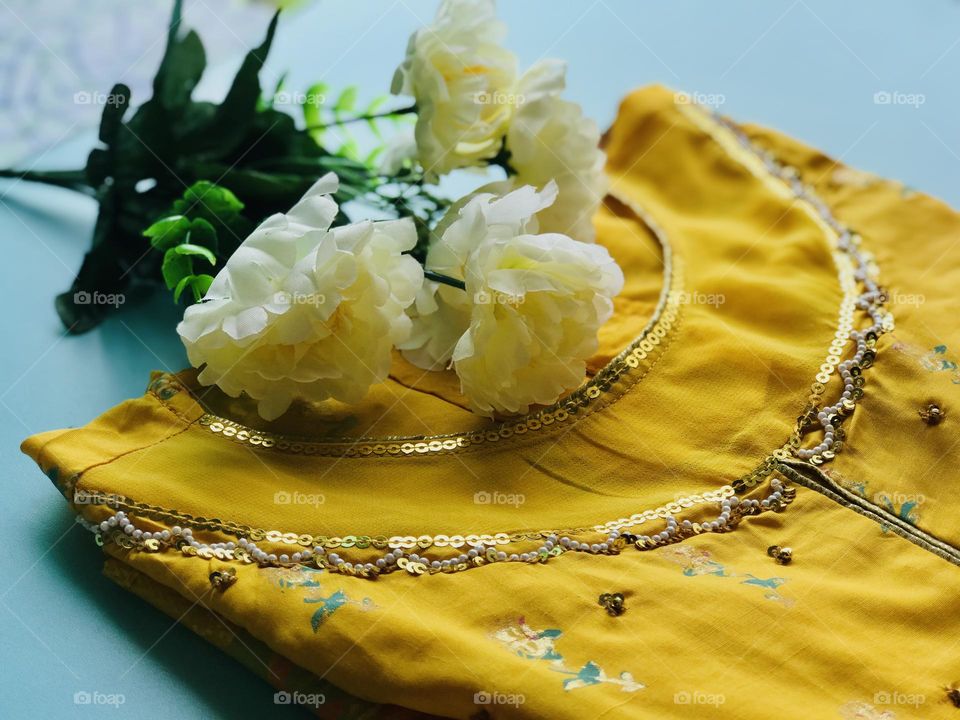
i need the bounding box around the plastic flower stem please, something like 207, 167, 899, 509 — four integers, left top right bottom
423, 269, 466, 291
306, 105, 417, 131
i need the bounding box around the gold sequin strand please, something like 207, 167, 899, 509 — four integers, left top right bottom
705, 111, 893, 487
152, 212, 684, 458
72, 480, 796, 579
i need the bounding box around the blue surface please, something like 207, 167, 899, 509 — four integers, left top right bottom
2, 1, 959, 718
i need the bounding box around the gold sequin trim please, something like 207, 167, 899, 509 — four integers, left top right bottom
162, 210, 685, 457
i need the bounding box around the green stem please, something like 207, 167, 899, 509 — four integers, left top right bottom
307, 105, 417, 131
423, 269, 466, 291
0, 168, 91, 193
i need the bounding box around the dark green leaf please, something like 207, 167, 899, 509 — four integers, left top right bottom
172, 242, 216, 264
98, 83, 131, 144
191, 273, 214, 301
185, 217, 217, 253
172, 181, 244, 223
173, 275, 192, 303
157, 30, 205, 110
180, 12, 279, 156
144, 215, 190, 251
162, 248, 193, 289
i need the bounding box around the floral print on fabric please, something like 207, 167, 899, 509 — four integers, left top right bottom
825, 469, 923, 534
657, 545, 794, 607
838, 700, 897, 719
491, 617, 644, 693
269, 566, 377, 632
891, 338, 960, 385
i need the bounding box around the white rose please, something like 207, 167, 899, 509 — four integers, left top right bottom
504, 92, 607, 243
177, 173, 423, 420
400, 182, 623, 415
391, 0, 518, 176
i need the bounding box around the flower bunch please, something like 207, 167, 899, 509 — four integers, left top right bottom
178, 0, 621, 418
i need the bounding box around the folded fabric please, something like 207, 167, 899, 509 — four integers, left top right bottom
23, 86, 960, 719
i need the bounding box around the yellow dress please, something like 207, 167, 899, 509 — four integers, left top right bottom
22, 86, 960, 719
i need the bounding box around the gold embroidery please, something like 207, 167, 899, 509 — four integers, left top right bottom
161, 208, 685, 457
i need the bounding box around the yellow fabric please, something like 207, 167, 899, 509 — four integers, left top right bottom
22, 86, 960, 719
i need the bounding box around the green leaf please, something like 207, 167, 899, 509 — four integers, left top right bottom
98, 83, 131, 144
191, 273, 214, 297
303, 81, 329, 141
171, 243, 217, 265
364, 95, 387, 116
333, 86, 358, 120
162, 249, 193, 290
172, 181, 244, 223
144, 215, 190, 251
173, 275, 192, 303
337, 137, 360, 162
157, 30, 206, 110
173, 273, 215, 303
181, 12, 280, 156
185, 217, 217, 254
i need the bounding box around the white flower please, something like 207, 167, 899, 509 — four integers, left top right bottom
400, 182, 624, 415
504, 90, 607, 243
177, 173, 423, 420
391, 0, 518, 176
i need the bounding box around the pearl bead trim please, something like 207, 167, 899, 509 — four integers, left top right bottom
74, 478, 795, 579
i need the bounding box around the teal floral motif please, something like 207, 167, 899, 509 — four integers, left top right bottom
825, 469, 923, 534
657, 545, 794, 607
268, 566, 377, 632
891, 339, 960, 384
491, 617, 643, 693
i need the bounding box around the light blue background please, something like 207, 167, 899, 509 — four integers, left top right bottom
2, 1, 958, 718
